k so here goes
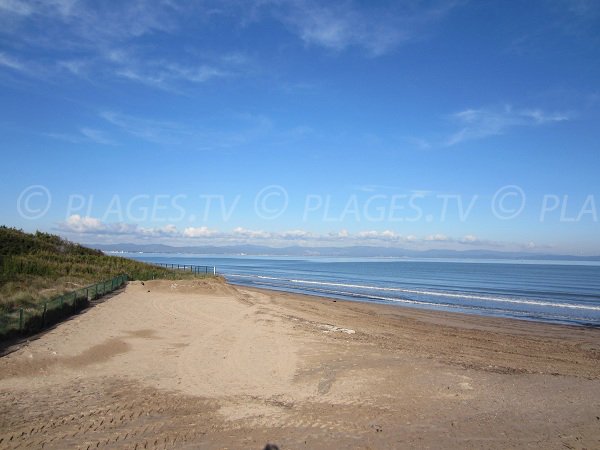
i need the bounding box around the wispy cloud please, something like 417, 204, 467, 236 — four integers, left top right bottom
266, 0, 462, 56
114, 61, 232, 91
404, 136, 432, 150
79, 127, 117, 145
0, 52, 28, 72
102, 47, 240, 91
2, 0, 177, 44
0, 0, 461, 94
99, 111, 266, 148
506, 1, 600, 56
0, 0, 34, 16
44, 127, 117, 145
97, 110, 307, 150
445, 105, 572, 146
100, 111, 188, 145
57, 59, 89, 76
0, 1, 250, 90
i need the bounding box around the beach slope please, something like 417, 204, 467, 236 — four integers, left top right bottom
1, 278, 599, 449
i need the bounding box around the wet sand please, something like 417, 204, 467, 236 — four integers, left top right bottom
1, 278, 599, 449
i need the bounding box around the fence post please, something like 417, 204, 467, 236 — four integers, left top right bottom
42, 302, 47, 327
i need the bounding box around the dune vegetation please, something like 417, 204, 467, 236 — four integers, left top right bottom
0, 226, 197, 312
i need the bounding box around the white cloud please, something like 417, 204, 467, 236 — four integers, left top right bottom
58, 216, 531, 251
337, 229, 349, 238
446, 105, 572, 146
232, 227, 272, 239
60, 215, 137, 234
60, 215, 181, 237
425, 233, 450, 242
355, 230, 400, 241
328, 229, 350, 238
138, 224, 180, 237
159, 224, 178, 235
62, 215, 104, 233
280, 229, 313, 239
456, 235, 505, 247
461, 234, 478, 243
183, 226, 216, 238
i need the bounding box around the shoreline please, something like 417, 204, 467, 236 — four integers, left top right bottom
228, 280, 600, 329
241, 284, 600, 378
1, 278, 599, 448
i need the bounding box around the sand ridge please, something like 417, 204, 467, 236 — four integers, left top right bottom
1, 278, 599, 449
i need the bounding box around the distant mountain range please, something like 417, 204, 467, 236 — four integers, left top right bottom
88, 243, 600, 261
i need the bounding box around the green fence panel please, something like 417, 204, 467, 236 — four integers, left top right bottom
1, 273, 129, 340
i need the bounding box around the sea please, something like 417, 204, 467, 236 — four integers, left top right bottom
122, 253, 600, 327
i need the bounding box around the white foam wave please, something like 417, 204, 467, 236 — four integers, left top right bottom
227, 273, 600, 311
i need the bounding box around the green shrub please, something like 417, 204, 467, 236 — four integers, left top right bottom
0, 227, 200, 312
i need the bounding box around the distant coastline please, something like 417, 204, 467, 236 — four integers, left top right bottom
89, 242, 600, 262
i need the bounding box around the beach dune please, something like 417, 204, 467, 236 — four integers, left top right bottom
1, 278, 599, 449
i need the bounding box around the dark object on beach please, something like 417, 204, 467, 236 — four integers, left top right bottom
264, 444, 280, 450
147, 290, 150, 293
333, 300, 336, 302
141, 281, 144, 286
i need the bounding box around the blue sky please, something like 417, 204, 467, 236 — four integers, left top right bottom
1, 0, 599, 254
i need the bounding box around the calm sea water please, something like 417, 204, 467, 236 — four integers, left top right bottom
123, 253, 600, 327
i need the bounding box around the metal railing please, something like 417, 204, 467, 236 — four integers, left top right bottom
151, 262, 216, 276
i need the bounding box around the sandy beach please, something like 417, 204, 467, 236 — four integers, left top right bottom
0, 278, 599, 449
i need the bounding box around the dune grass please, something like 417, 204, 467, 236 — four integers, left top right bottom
0, 226, 197, 312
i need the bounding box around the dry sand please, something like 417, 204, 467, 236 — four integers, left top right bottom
0, 278, 599, 449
